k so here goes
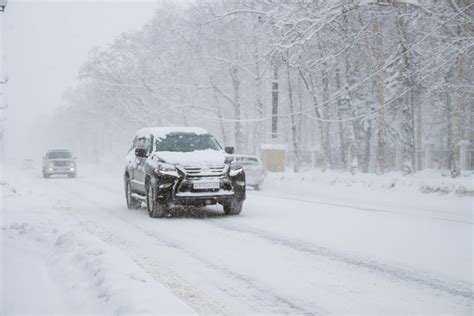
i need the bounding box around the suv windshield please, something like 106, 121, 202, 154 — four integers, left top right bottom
47, 151, 72, 159
155, 134, 221, 152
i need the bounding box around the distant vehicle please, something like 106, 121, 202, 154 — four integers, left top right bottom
42, 149, 77, 178
233, 155, 265, 190
124, 127, 246, 218
21, 158, 35, 170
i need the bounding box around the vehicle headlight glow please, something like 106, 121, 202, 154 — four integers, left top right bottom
229, 162, 243, 176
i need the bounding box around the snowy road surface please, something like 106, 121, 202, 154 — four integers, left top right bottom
2, 165, 473, 314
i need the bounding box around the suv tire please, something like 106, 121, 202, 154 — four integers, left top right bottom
223, 199, 243, 215
125, 177, 141, 210
146, 181, 167, 218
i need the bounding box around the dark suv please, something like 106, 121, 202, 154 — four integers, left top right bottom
42, 149, 77, 178
124, 127, 246, 218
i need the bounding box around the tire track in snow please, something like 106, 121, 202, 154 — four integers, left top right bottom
208, 219, 474, 301
108, 212, 323, 314
44, 178, 323, 314
250, 191, 473, 225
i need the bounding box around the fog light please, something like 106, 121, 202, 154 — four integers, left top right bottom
159, 183, 173, 189
70, 168, 75, 171
236, 181, 245, 186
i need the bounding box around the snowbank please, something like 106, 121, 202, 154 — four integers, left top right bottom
264, 169, 473, 197
51, 230, 195, 314
1, 178, 195, 315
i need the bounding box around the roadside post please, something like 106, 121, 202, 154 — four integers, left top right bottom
0, 0, 7, 166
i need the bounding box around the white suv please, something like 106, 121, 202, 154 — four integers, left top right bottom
42, 149, 77, 178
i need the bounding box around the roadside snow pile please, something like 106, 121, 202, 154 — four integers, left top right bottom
264, 169, 473, 197
1, 181, 17, 197
2, 172, 195, 315
52, 230, 195, 314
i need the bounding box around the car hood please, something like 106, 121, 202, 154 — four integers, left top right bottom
155, 149, 229, 166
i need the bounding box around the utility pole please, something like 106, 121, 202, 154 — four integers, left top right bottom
271, 59, 279, 140
0, 0, 8, 167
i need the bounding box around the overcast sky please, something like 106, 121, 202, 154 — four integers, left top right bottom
2, 0, 162, 159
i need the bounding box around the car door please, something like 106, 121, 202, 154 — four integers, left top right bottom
133, 135, 152, 194
126, 136, 138, 186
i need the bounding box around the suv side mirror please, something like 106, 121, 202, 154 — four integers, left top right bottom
135, 148, 148, 158
225, 147, 235, 154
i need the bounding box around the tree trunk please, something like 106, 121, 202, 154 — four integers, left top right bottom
372, 13, 386, 174
319, 45, 332, 168
253, 29, 264, 153
286, 52, 300, 172
450, 53, 464, 178
397, 13, 416, 175
210, 79, 227, 145
335, 66, 346, 169
364, 124, 372, 173
271, 60, 279, 140
231, 66, 244, 152
299, 68, 330, 171
341, 0, 358, 174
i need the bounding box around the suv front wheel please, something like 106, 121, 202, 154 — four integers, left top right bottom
146, 181, 167, 218
223, 199, 243, 215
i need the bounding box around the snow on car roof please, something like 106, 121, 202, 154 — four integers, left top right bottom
136, 127, 209, 140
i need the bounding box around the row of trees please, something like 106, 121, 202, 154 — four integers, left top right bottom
50, 0, 473, 176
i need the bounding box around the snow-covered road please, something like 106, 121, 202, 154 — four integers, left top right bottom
2, 165, 473, 314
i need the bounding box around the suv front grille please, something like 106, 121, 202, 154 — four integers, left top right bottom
183, 165, 225, 177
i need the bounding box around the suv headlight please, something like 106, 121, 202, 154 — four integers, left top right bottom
155, 163, 178, 177
230, 163, 243, 171
229, 162, 243, 176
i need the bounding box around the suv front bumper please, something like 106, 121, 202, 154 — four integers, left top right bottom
173, 190, 237, 207
154, 170, 246, 207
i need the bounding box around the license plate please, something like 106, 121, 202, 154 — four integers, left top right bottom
193, 181, 220, 190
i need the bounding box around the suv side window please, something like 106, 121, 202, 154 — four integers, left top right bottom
144, 137, 152, 154
137, 136, 152, 154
